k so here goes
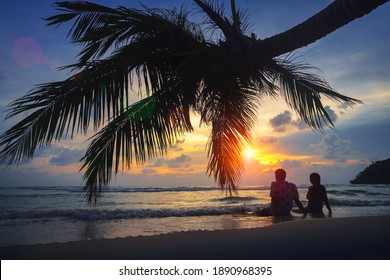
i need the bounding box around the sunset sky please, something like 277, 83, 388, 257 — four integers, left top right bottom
1, 0, 389, 188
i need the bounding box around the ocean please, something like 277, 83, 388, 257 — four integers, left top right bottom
0, 184, 389, 247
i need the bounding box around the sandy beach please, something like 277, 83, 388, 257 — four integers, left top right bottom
1, 216, 389, 260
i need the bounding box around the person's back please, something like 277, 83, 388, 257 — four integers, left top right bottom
306, 173, 332, 214
270, 180, 299, 215
306, 185, 328, 213
270, 169, 305, 216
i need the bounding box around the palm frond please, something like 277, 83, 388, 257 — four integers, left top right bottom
229, 0, 252, 36
1, 0, 374, 201
194, 0, 234, 40
0, 107, 56, 166
46, 1, 126, 65
194, 0, 253, 44
0, 6, 204, 167
46, 1, 204, 67
0, 60, 130, 167
198, 80, 259, 194
269, 57, 362, 130
81, 91, 193, 203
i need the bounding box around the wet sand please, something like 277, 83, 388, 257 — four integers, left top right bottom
1, 216, 389, 260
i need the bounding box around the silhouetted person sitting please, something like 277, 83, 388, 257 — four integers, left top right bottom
306, 172, 332, 215
270, 169, 306, 216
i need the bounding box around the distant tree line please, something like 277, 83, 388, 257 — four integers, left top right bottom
350, 158, 390, 184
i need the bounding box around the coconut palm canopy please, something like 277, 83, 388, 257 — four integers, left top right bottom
0, 0, 387, 203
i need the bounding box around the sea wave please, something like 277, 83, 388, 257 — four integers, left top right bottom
0, 205, 260, 221
2, 197, 389, 222
329, 198, 390, 207
210, 196, 259, 203
327, 189, 389, 196
0, 185, 269, 194
105, 186, 217, 193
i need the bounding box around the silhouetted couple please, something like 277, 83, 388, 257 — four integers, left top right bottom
256, 169, 332, 216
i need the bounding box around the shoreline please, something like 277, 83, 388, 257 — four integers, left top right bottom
1, 215, 390, 260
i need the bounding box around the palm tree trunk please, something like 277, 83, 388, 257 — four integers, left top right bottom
258, 0, 389, 58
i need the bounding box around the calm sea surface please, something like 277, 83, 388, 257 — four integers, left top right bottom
0, 184, 389, 247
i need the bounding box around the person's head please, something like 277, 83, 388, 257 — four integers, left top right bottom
310, 172, 321, 186
275, 169, 286, 181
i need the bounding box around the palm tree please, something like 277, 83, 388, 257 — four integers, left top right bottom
0, 0, 387, 202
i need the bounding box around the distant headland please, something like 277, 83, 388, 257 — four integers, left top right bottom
350, 158, 390, 184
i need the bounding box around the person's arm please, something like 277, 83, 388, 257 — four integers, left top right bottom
292, 184, 306, 214
294, 198, 307, 214
324, 197, 332, 213
325, 201, 332, 213
323, 186, 332, 213
271, 197, 278, 216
